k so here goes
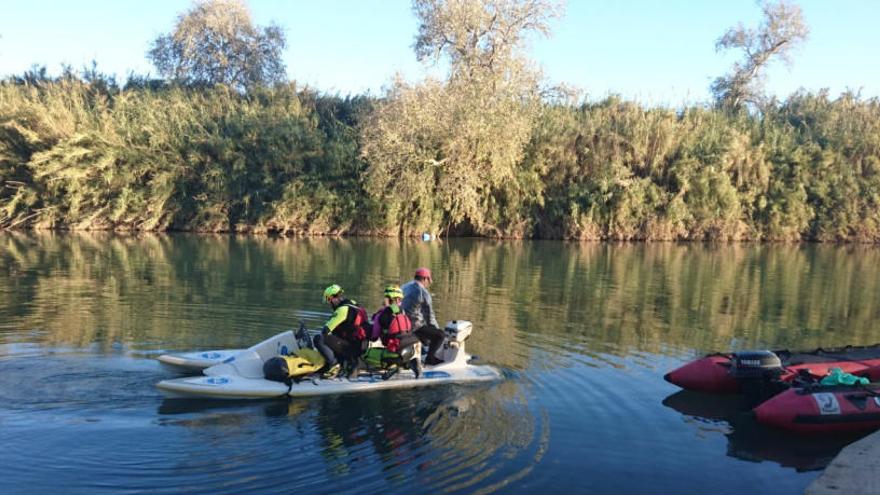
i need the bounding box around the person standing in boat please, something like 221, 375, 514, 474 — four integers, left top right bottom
315, 284, 369, 379
401, 268, 445, 365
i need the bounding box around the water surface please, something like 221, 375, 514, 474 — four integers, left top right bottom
2, 232, 880, 494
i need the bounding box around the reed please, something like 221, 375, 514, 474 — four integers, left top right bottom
2, 76, 879, 241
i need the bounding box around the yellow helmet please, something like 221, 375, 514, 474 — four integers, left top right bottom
323, 284, 343, 302
383, 285, 404, 300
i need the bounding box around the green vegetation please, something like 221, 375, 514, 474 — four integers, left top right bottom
0, 76, 373, 234
2, 72, 879, 241
1, 0, 878, 241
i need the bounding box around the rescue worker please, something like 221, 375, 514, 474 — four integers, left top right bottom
372, 285, 419, 353
314, 284, 369, 378
370, 285, 421, 378
401, 268, 446, 365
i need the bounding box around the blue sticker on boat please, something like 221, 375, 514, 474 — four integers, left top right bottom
280, 345, 289, 355
422, 371, 451, 379
205, 377, 229, 385
222, 356, 236, 363
201, 352, 222, 359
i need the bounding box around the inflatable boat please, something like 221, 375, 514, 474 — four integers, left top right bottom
158, 349, 245, 374
755, 384, 880, 434
664, 345, 880, 394
156, 320, 501, 399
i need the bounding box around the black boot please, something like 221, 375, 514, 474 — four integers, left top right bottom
346, 357, 364, 379
410, 358, 422, 379
381, 364, 399, 381
425, 355, 444, 366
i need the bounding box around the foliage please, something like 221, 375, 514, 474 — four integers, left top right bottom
3, 72, 880, 241
413, 0, 562, 75
2, 0, 880, 243
148, 0, 287, 91
362, 0, 560, 237
0, 74, 366, 234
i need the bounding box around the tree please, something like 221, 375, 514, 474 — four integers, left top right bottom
413, 0, 562, 81
147, 0, 286, 91
711, 0, 809, 110
362, 0, 562, 236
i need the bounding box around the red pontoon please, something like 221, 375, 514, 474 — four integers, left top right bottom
664, 346, 880, 394
755, 385, 880, 434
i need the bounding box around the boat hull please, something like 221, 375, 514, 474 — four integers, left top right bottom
755, 386, 880, 434
157, 363, 502, 400
665, 345, 880, 394
157, 349, 245, 374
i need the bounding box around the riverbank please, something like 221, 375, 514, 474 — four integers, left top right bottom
5, 226, 880, 244
3, 80, 880, 242
806, 430, 880, 494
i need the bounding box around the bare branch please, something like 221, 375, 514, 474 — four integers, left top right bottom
711, 0, 809, 111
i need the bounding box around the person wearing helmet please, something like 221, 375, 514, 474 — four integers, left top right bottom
315, 284, 370, 379
368, 285, 421, 377
401, 268, 445, 365
372, 285, 419, 353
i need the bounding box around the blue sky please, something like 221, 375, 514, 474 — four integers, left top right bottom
0, 0, 877, 105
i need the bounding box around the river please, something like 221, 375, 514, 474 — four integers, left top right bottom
2, 232, 879, 494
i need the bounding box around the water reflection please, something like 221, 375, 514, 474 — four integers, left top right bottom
4, 232, 880, 359
662, 390, 868, 472
4, 231, 880, 493
156, 381, 546, 493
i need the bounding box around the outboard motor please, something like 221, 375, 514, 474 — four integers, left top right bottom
729, 350, 786, 406
444, 320, 472, 347
438, 320, 472, 364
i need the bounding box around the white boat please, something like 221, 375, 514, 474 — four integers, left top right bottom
157, 349, 246, 374
156, 321, 501, 399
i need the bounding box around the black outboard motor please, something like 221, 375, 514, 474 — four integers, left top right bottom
729, 350, 786, 406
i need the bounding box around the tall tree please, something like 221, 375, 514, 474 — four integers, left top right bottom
711, 0, 809, 110
413, 0, 561, 81
362, 0, 562, 236
148, 0, 286, 91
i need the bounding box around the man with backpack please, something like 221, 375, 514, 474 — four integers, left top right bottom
315, 284, 369, 378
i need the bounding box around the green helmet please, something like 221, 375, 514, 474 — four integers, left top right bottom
383, 284, 404, 300
323, 284, 343, 302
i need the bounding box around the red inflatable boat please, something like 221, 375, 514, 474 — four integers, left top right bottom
664, 345, 880, 394
755, 385, 880, 434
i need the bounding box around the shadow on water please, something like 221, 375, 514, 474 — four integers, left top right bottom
662, 390, 868, 472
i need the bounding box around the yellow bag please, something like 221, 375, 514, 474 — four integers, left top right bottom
284, 348, 325, 377
263, 348, 325, 382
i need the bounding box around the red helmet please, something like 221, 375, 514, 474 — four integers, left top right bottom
414, 267, 432, 282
